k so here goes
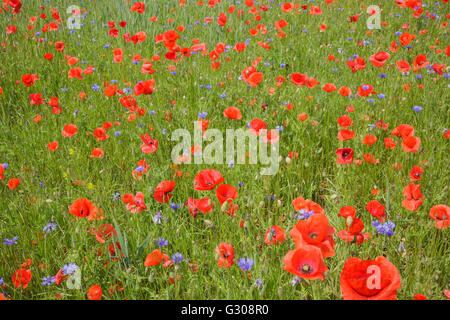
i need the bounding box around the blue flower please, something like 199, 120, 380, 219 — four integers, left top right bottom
413, 105, 423, 112
43, 221, 57, 234
157, 238, 168, 247
238, 258, 254, 271
3, 236, 18, 246
41, 276, 55, 286
172, 253, 184, 263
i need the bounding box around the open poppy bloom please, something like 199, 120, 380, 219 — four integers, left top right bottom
12, 268, 32, 289
87, 285, 103, 300
340, 256, 401, 300
69, 198, 103, 219
337, 217, 371, 245
338, 206, 356, 218
335, 148, 354, 164
366, 200, 386, 222
185, 197, 213, 218
241, 66, 263, 87
144, 249, 165, 266
429, 205, 449, 229
290, 214, 336, 258
402, 183, 424, 211
62, 124, 78, 137
193, 169, 224, 191
90, 224, 116, 243
409, 165, 424, 181
369, 51, 390, 68
153, 181, 176, 203
223, 106, 242, 120
292, 196, 324, 215
216, 184, 238, 205
122, 192, 147, 213
391, 124, 414, 138
283, 245, 328, 280
215, 243, 235, 268
248, 118, 267, 136
264, 225, 286, 245
401, 136, 421, 153
140, 133, 158, 153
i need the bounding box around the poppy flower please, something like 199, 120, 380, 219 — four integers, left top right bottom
396, 60, 411, 73
8, 178, 20, 190
93, 127, 109, 141
47, 141, 59, 152
122, 192, 147, 213
337, 115, 353, 129
29, 93, 44, 105
249, 118, 267, 136
216, 184, 238, 205
144, 249, 164, 266
384, 137, 397, 149
401, 136, 421, 153
69, 198, 99, 218
90, 224, 116, 243
90, 148, 104, 158
413, 54, 429, 72
362, 134, 378, 145
0, 164, 4, 180
223, 107, 242, 120
338, 130, 356, 141
62, 124, 78, 137
369, 51, 390, 68
399, 32, 416, 46
414, 294, 427, 300
340, 256, 401, 300
283, 245, 328, 280
264, 225, 286, 245
391, 124, 414, 138
338, 206, 356, 218
140, 133, 158, 153
366, 200, 386, 222
55, 41, 65, 52
357, 84, 375, 97
21, 73, 39, 87
12, 268, 32, 289
335, 148, 354, 164
130, 2, 145, 13
347, 57, 366, 72
193, 169, 224, 191
87, 285, 103, 300
322, 83, 337, 93
290, 213, 336, 258
409, 166, 423, 181
153, 181, 176, 203
292, 196, 324, 215
185, 197, 213, 218
429, 205, 449, 229
291, 73, 307, 86
262, 129, 279, 144
68, 67, 83, 80
134, 79, 155, 96
337, 217, 371, 245
402, 183, 424, 211
215, 243, 235, 268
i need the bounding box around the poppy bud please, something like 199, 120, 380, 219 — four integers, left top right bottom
285, 157, 291, 164
346, 216, 353, 227
277, 200, 282, 207
204, 219, 215, 229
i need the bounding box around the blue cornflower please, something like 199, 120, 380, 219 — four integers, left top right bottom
170, 203, 181, 210
238, 258, 254, 271
43, 221, 57, 234
41, 276, 55, 286
157, 238, 168, 247
3, 236, 18, 246
62, 263, 78, 275
413, 105, 423, 112
172, 253, 184, 263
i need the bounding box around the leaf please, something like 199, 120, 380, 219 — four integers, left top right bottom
136, 233, 151, 261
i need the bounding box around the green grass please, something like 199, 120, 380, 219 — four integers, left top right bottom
0, 0, 448, 300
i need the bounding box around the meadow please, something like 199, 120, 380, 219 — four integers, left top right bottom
0, 0, 449, 300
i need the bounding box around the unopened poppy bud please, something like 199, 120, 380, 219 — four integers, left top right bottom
277, 199, 282, 207
346, 216, 353, 226
285, 157, 291, 164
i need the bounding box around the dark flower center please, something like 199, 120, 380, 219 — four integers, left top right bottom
300, 264, 313, 274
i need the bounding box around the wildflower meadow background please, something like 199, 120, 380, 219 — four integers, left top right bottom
0, 0, 449, 300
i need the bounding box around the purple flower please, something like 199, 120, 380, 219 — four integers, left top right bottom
172, 253, 184, 263
3, 236, 18, 246
238, 258, 254, 271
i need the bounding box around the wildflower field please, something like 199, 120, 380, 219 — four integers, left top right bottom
0, 0, 449, 301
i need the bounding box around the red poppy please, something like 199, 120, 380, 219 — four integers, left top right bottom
396, 60, 411, 73
414, 294, 427, 300
12, 268, 32, 289
130, 2, 145, 13
429, 205, 449, 229
290, 214, 336, 258
216, 184, 238, 205
134, 79, 155, 96
340, 256, 401, 300
401, 136, 421, 153
409, 165, 423, 181
90, 224, 117, 243
55, 41, 65, 52
93, 127, 109, 141
335, 148, 354, 164
216, 243, 235, 268
8, 178, 20, 190
153, 181, 176, 203
69, 198, 99, 218
62, 124, 78, 137
140, 133, 158, 153
283, 245, 328, 280
223, 107, 242, 120
185, 197, 213, 218
384, 137, 397, 149
322, 83, 337, 93
362, 134, 378, 145
21, 73, 39, 87
87, 285, 103, 300
291, 73, 307, 86
90, 148, 104, 158
30, 93, 44, 105
337, 216, 371, 245
338, 206, 356, 218
249, 118, 267, 136
338, 130, 356, 141
402, 183, 424, 211
366, 200, 386, 222
357, 84, 375, 97
193, 169, 224, 191
264, 225, 286, 245
347, 57, 366, 72
337, 115, 353, 129
391, 124, 414, 138
122, 192, 147, 213
47, 141, 59, 152
292, 196, 324, 215
144, 249, 164, 266
369, 51, 390, 68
